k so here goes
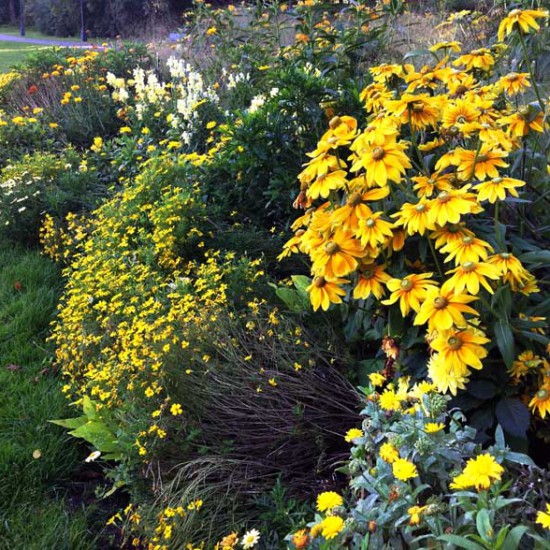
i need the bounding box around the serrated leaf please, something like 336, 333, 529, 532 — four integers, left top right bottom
494, 319, 515, 368
495, 397, 530, 438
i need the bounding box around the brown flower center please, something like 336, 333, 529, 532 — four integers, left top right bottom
477, 154, 488, 162
433, 296, 448, 310
536, 389, 548, 400
324, 241, 340, 255
500, 252, 511, 259
447, 336, 463, 350
372, 147, 385, 160
415, 203, 427, 212
313, 276, 326, 288
412, 102, 425, 112
347, 191, 363, 206
507, 72, 519, 81
400, 279, 413, 291
329, 116, 341, 129
437, 191, 450, 203
462, 261, 475, 272
462, 235, 473, 244
492, 177, 503, 184
365, 218, 375, 228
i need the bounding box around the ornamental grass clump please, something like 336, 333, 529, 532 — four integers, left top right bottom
281, 8, 550, 441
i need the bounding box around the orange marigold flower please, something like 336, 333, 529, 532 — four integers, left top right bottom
382, 272, 437, 317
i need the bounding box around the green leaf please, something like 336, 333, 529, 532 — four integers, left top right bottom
82, 395, 99, 420
438, 534, 486, 550
503, 451, 534, 466
49, 416, 87, 430
520, 249, 550, 269
291, 275, 311, 293
495, 397, 530, 438
494, 424, 505, 449
494, 319, 515, 369
69, 421, 120, 453
476, 509, 493, 541
275, 287, 310, 313
501, 525, 528, 550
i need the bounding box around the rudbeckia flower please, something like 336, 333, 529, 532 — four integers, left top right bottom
446, 260, 501, 294
306, 276, 348, 311
382, 272, 437, 317
431, 328, 490, 372
498, 8, 549, 42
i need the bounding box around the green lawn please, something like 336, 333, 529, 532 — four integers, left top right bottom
0, 246, 99, 549
0, 41, 51, 72
0, 25, 81, 42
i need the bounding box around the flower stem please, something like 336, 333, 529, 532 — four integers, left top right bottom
517, 31, 546, 114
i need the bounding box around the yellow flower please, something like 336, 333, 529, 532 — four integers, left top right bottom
320, 516, 344, 540
446, 261, 501, 295
427, 187, 479, 227
353, 262, 391, 301
317, 491, 343, 512
498, 9, 549, 42
306, 276, 348, 311
379, 442, 399, 463
392, 200, 433, 235
428, 353, 470, 395
454, 145, 509, 181
450, 454, 504, 491
306, 170, 348, 200
383, 272, 437, 317
311, 229, 365, 278
476, 177, 525, 203
170, 403, 183, 415
510, 350, 542, 379
408, 505, 427, 525
392, 458, 418, 481
349, 135, 411, 187
356, 212, 394, 250
453, 48, 495, 71
368, 372, 386, 387
536, 504, 550, 530
414, 280, 478, 331
529, 386, 550, 418
344, 428, 364, 442
431, 328, 490, 372
440, 234, 493, 265
498, 72, 530, 96
424, 422, 445, 433
291, 529, 310, 549
379, 388, 403, 412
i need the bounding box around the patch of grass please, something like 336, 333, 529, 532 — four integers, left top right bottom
0, 246, 98, 549
0, 41, 51, 72
0, 25, 80, 42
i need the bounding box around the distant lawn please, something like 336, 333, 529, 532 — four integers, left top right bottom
0, 25, 81, 42
0, 41, 51, 72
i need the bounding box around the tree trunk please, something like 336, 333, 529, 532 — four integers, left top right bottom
9, 0, 18, 24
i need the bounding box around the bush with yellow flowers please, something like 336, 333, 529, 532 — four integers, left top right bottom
281, 7, 550, 447
286, 377, 550, 549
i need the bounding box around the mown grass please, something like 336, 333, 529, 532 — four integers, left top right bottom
0, 25, 80, 41
0, 246, 98, 550
0, 41, 51, 72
